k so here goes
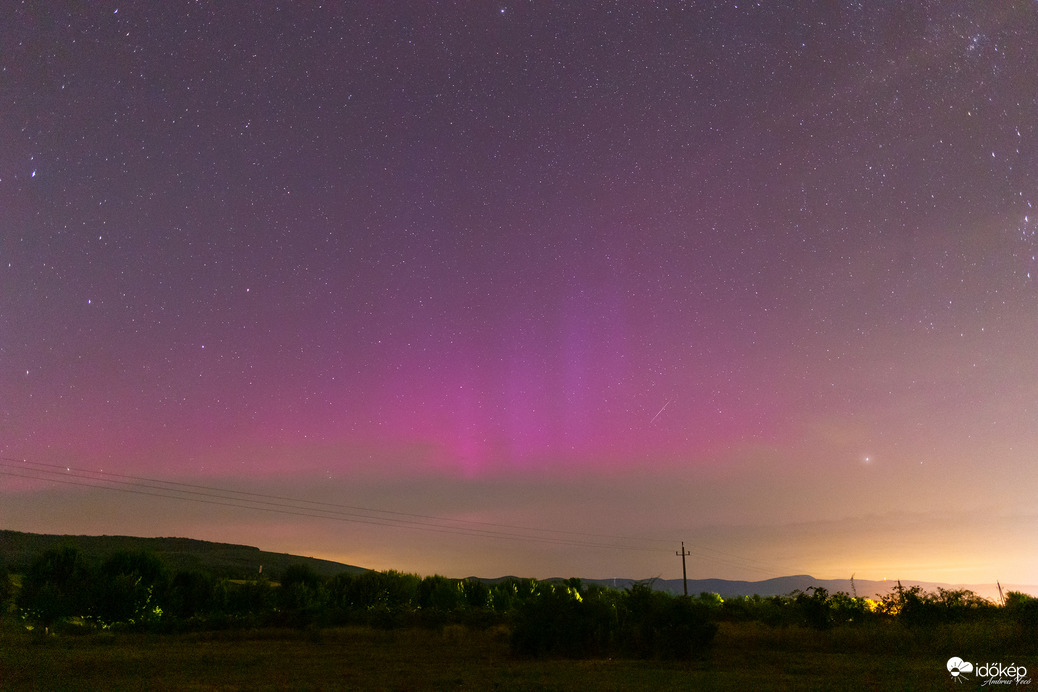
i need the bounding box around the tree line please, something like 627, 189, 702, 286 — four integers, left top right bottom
3, 546, 1037, 660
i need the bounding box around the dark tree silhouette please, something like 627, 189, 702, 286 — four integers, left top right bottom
92, 550, 168, 626
17, 546, 91, 630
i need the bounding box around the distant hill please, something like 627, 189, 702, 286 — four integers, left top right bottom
0, 530, 367, 580
4, 530, 1033, 601
582, 575, 1038, 603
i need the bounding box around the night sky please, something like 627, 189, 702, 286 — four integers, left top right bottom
3, 2, 1037, 585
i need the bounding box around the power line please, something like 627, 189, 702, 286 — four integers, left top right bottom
1, 457, 666, 545
0, 456, 786, 576
0, 458, 660, 552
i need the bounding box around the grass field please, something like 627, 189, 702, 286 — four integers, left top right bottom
5, 620, 1018, 691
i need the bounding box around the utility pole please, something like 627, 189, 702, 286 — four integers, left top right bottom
676, 541, 691, 596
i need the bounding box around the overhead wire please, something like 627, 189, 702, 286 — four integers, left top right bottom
0, 458, 665, 552
0, 456, 785, 576
2, 457, 665, 543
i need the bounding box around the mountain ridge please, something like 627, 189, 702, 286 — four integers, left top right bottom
0, 529, 367, 580
3, 530, 1033, 600
577, 575, 1038, 602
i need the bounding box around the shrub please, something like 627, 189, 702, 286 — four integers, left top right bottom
461, 579, 491, 610
1004, 591, 1038, 630
417, 575, 463, 613
167, 569, 215, 620
219, 578, 275, 618
0, 561, 12, 614
510, 582, 612, 658
17, 546, 92, 629
877, 583, 995, 627
619, 583, 717, 659
278, 564, 328, 617
91, 550, 168, 627
793, 587, 833, 630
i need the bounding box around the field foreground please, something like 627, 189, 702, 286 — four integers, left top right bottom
4, 621, 1019, 691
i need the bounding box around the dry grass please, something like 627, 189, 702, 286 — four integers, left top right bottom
1, 621, 1028, 691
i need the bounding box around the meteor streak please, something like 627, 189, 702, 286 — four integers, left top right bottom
650, 399, 672, 425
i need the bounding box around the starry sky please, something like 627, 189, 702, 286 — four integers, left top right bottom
3, 2, 1038, 586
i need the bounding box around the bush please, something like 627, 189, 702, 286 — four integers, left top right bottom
0, 562, 12, 614
510, 582, 612, 658
510, 581, 718, 660
878, 583, 995, 627
168, 569, 215, 620
278, 564, 328, 618
619, 583, 717, 659
462, 579, 491, 610
417, 575, 463, 613
219, 578, 275, 619
793, 587, 833, 630
91, 550, 168, 627
327, 570, 420, 615
17, 546, 92, 629
1005, 591, 1038, 630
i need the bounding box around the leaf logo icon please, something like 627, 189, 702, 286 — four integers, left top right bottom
947, 657, 974, 681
